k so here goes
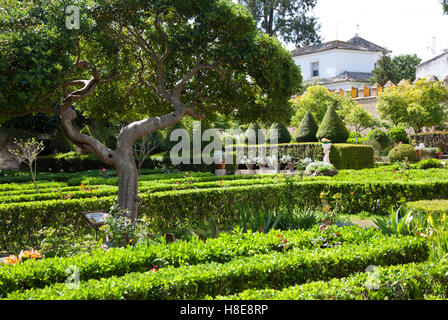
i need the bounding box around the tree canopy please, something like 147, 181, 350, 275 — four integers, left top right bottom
238, 0, 321, 47
377, 79, 448, 133
291, 85, 352, 126
0, 0, 302, 220
370, 51, 421, 86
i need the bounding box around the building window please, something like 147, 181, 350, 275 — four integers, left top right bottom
311, 62, 319, 77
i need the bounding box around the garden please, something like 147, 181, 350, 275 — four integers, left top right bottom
1, 0, 448, 306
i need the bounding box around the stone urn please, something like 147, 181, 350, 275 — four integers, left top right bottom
322, 140, 332, 164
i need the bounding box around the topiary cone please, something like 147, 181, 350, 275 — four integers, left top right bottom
294, 111, 318, 142
316, 106, 349, 143
267, 122, 291, 144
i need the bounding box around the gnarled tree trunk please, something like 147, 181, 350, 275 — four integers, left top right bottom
115, 149, 139, 221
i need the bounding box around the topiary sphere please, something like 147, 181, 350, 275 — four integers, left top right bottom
388, 127, 410, 145
388, 144, 418, 162
367, 129, 389, 149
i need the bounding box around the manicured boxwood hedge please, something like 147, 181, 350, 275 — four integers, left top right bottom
4, 236, 428, 300
217, 262, 447, 300
3, 179, 448, 251
0, 225, 380, 297
406, 200, 448, 216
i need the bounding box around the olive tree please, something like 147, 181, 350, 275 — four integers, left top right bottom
0, 0, 301, 221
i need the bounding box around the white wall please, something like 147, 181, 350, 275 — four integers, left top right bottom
293, 49, 382, 81
416, 52, 448, 80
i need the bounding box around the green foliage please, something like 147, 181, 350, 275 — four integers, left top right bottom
367, 129, 389, 149
218, 262, 447, 300
370, 51, 421, 85
388, 127, 409, 144
377, 79, 448, 132
374, 206, 416, 236
291, 86, 343, 125
238, 0, 321, 47
304, 161, 337, 176
316, 106, 349, 143
4, 235, 428, 300
293, 111, 318, 142
388, 144, 418, 162
266, 123, 291, 144
340, 100, 373, 140
0, 226, 377, 296
413, 158, 444, 170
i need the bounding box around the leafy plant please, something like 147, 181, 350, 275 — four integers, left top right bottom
235, 202, 282, 233
374, 206, 416, 236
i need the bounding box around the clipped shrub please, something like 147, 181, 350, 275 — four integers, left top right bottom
367, 129, 389, 149
219, 262, 445, 300
293, 111, 318, 142
266, 123, 291, 144
413, 158, 443, 170
406, 200, 448, 217
316, 106, 349, 143
388, 127, 409, 145
1, 226, 381, 296
388, 144, 418, 162
5, 236, 428, 300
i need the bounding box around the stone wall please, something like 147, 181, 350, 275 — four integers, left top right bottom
414, 132, 448, 153
0, 133, 20, 170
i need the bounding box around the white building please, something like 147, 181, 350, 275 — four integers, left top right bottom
415, 50, 448, 85
291, 36, 386, 91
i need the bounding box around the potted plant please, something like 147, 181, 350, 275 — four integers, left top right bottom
415, 143, 424, 158
239, 155, 255, 170
213, 150, 226, 170
255, 156, 268, 169
436, 147, 443, 159
280, 154, 294, 170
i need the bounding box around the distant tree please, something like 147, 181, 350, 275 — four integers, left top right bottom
377, 79, 448, 133
291, 86, 343, 125
340, 99, 373, 143
391, 54, 421, 82
442, 0, 448, 14
370, 51, 421, 85
238, 0, 321, 47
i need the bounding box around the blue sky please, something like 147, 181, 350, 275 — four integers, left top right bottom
305, 0, 448, 62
